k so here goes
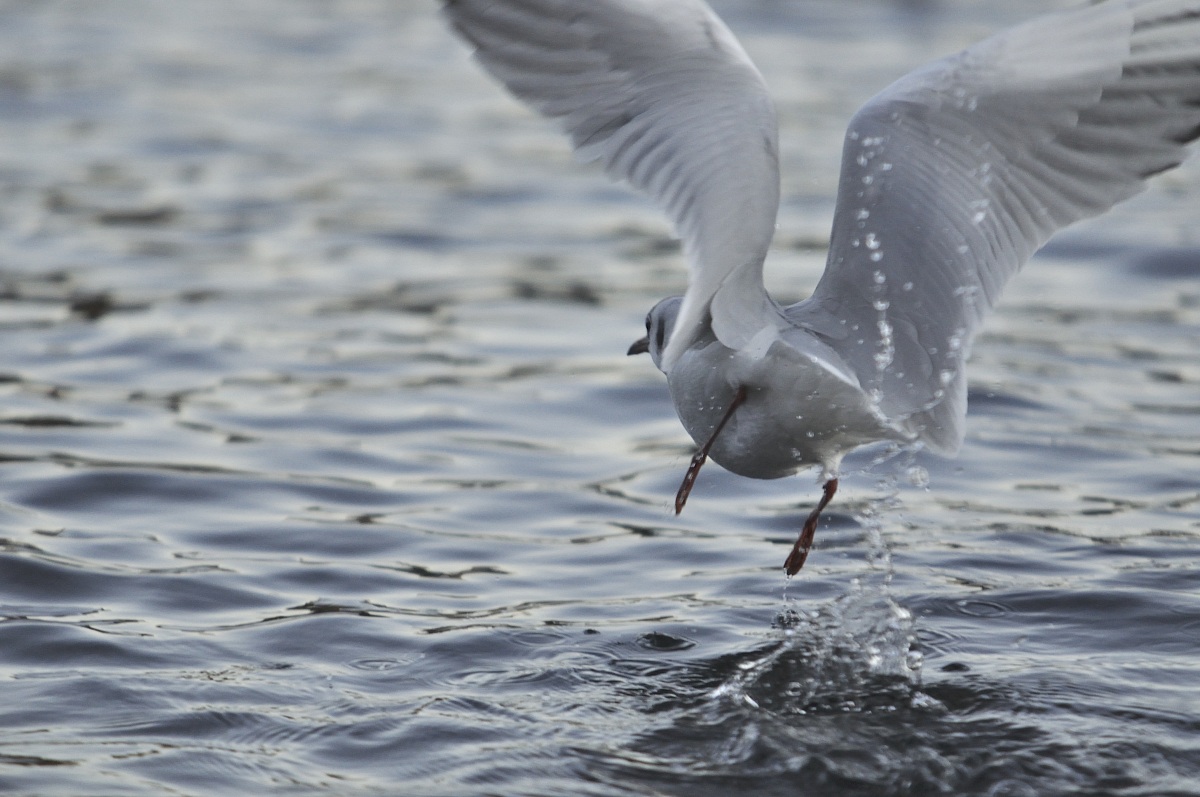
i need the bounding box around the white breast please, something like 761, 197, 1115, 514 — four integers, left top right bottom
666, 336, 909, 480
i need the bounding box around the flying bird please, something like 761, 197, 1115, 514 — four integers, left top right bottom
442, 0, 1200, 575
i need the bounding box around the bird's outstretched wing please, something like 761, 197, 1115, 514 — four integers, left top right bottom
789, 0, 1200, 454
443, 0, 781, 369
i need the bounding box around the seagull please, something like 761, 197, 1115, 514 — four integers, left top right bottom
442, 0, 1200, 575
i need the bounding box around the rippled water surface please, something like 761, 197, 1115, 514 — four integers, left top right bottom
1, 1, 1199, 794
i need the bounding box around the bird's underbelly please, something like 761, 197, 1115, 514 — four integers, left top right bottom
682, 388, 888, 479
667, 342, 905, 480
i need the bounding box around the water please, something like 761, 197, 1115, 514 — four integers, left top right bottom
1, 1, 1198, 794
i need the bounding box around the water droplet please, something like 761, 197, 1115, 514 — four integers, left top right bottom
906, 466, 929, 488
865, 233, 880, 250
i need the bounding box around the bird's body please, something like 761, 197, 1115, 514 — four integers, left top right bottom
443, 0, 1200, 573
655, 297, 908, 481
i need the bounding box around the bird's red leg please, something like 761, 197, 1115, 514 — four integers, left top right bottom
674, 386, 748, 515
784, 477, 838, 576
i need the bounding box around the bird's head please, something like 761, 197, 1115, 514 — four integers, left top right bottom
627, 296, 682, 372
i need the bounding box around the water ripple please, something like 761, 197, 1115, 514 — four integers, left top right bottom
0, 1, 1198, 795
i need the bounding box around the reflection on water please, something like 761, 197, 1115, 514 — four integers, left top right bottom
0, 1, 1198, 795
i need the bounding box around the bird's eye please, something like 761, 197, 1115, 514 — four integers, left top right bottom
655, 319, 666, 351
644, 315, 652, 332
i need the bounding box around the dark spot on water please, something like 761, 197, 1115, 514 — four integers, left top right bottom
967, 387, 1047, 412
636, 632, 695, 652
94, 206, 178, 226
1128, 247, 1200, 279
320, 281, 448, 315
456, 184, 544, 205
0, 415, 116, 428
390, 563, 508, 580
941, 662, 970, 672
294, 600, 379, 618
369, 229, 456, 251
68, 292, 147, 320
178, 289, 220, 303
618, 231, 680, 258
0, 753, 75, 767
68, 293, 113, 320
511, 279, 600, 305
1147, 369, 1184, 384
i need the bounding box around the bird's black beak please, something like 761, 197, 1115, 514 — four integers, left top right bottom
627, 336, 649, 356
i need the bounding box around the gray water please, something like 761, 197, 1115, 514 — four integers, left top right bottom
1, 1, 1199, 794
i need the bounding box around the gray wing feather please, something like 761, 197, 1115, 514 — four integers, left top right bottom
443, 0, 781, 370
789, 0, 1200, 454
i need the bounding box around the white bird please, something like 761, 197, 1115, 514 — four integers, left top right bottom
443, 0, 1200, 575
